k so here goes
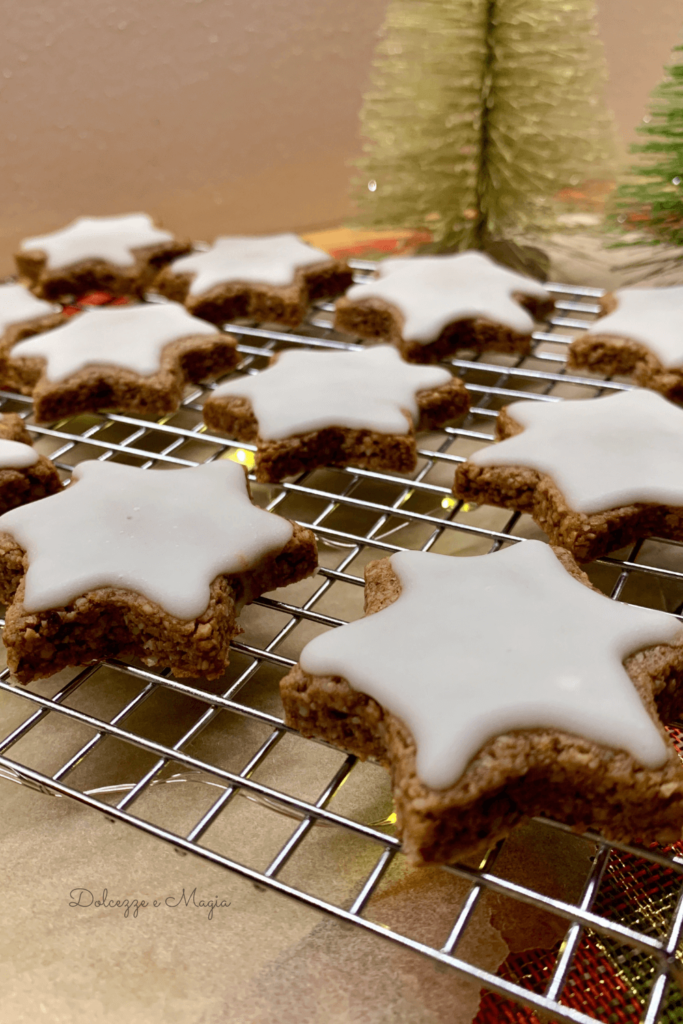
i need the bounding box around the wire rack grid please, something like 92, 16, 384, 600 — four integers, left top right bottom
1, 261, 682, 1023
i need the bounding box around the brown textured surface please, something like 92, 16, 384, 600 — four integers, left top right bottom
203, 367, 470, 482
15, 238, 193, 301
569, 335, 683, 405
453, 405, 683, 562
333, 292, 555, 363
1, 520, 317, 684
0, 413, 62, 513
568, 289, 683, 402
0, 327, 241, 423
280, 549, 683, 865
154, 258, 353, 328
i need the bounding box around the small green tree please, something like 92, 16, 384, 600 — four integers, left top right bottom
354, 0, 617, 257
612, 42, 683, 275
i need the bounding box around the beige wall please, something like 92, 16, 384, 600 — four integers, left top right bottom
596, 0, 683, 144
0, 0, 389, 268
0, 0, 682, 270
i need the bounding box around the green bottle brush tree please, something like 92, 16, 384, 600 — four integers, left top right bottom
612, 42, 683, 279
353, 0, 617, 274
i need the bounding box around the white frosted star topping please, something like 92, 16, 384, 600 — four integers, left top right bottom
0, 459, 294, 619
341, 251, 550, 343
168, 233, 332, 296
580, 286, 683, 369
470, 389, 683, 515
0, 283, 59, 334
20, 214, 174, 270
211, 345, 452, 440
0, 440, 37, 470
300, 543, 679, 790
10, 302, 219, 383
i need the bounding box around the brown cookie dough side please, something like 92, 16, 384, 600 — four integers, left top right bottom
0, 412, 62, 511
453, 406, 683, 562
280, 551, 683, 865
0, 456, 63, 514
280, 555, 402, 758
334, 291, 555, 364
155, 259, 353, 328
203, 374, 470, 482
568, 333, 683, 404
1, 520, 317, 684
7, 330, 240, 423
0, 413, 34, 445
16, 239, 192, 301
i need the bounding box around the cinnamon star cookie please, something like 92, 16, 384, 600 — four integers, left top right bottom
203, 345, 470, 481
0, 301, 240, 422
334, 251, 554, 362
454, 388, 683, 562
568, 286, 683, 402
0, 459, 317, 683
281, 542, 683, 863
155, 233, 353, 327
16, 213, 191, 300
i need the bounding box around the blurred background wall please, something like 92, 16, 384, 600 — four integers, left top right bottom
0, 0, 681, 269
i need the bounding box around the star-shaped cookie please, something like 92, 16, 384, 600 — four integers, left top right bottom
0, 459, 317, 683
334, 251, 554, 363
454, 388, 683, 562
154, 233, 353, 327
568, 286, 683, 403
281, 542, 683, 863
203, 345, 470, 481
16, 213, 191, 300
0, 301, 240, 422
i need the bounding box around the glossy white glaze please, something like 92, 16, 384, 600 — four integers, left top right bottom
300, 543, 676, 789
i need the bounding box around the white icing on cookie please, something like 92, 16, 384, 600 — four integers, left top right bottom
168, 233, 332, 296
341, 251, 550, 344
0, 439, 38, 470
10, 303, 220, 382
211, 345, 452, 440
0, 283, 60, 335
581, 286, 683, 369
469, 389, 683, 515
0, 459, 293, 619
300, 543, 677, 789
20, 214, 174, 271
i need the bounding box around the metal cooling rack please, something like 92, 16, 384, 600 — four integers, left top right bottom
1, 261, 682, 1023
